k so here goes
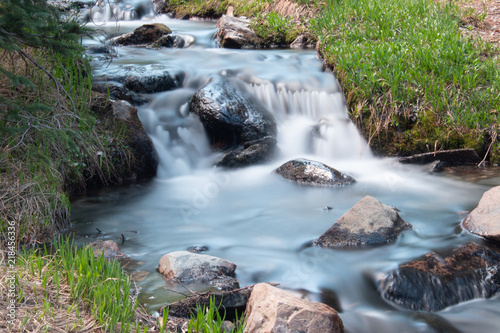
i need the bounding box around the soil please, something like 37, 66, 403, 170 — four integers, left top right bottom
456, 0, 500, 44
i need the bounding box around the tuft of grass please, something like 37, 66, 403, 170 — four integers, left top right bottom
251, 12, 303, 46
187, 296, 246, 333
312, 0, 500, 157
0, 237, 157, 332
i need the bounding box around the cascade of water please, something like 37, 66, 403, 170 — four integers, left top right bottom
79, 0, 155, 23
244, 82, 372, 160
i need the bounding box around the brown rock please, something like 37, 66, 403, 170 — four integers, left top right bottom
216, 15, 261, 49
89, 240, 123, 259
378, 243, 500, 311
111, 23, 172, 46
244, 283, 344, 333
314, 196, 412, 248
462, 185, 500, 242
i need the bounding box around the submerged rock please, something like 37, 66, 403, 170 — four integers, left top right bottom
462, 185, 500, 242
216, 15, 261, 49
89, 240, 124, 259
158, 251, 237, 282
149, 34, 185, 49
377, 243, 500, 311
314, 196, 412, 248
245, 283, 344, 333
398, 148, 481, 166
164, 287, 252, 319
111, 23, 172, 46
274, 159, 355, 187
216, 136, 277, 168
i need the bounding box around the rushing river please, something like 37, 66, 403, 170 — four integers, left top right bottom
69, 1, 500, 332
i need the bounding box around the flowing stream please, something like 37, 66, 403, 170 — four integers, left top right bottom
69, 1, 500, 332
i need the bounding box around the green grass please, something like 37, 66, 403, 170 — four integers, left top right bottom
187, 296, 246, 333
10, 238, 153, 332
312, 0, 500, 157
251, 12, 302, 46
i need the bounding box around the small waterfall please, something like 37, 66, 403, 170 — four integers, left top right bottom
80, 0, 155, 23
245, 82, 371, 160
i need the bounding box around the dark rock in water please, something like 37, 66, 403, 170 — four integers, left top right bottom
399, 148, 481, 166
149, 34, 185, 49
87, 45, 113, 54
377, 242, 500, 311
163, 287, 252, 320
274, 159, 355, 187
152, 0, 167, 14
124, 72, 179, 94
427, 160, 444, 174
187, 245, 210, 253
190, 76, 276, 148
88, 240, 124, 259
462, 185, 500, 243
93, 68, 179, 95
314, 196, 411, 248
216, 136, 277, 168
216, 15, 261, 49
92, 82, 148, 105
111, 23, 172, 46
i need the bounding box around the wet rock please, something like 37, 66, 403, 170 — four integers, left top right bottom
158, 251, 237, 282
88, 240, 124, 259
187, 245, 209, 253
314, 196, 411, 248
377, 243, 500, 311
216, 136, 277, 168
87, 45, 113, 54
245, 283, 344, 333
399, 148, 481, 166
427, 160, 444, 174
93, 68, 179, 96
216, 15, 261, 49
92, 82, 148, 105
111, 100, 135, 121
124, 72, 179, 94
164, 287, 252, 319
149, 34, 185, 48
462, 185, 500, 242
274, 158, 355, 187
152, 0, 167, 14
190, 76, 276, 149
111, 23, 172, 46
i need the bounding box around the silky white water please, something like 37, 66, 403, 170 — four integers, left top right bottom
70, 2, 500, 332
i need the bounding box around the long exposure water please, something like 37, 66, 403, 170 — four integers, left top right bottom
69, 1, 500, 332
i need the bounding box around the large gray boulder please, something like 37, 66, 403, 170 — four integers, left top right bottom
462, 185, 500, 242
216, 136, 277, 168
377, 243, 500, 311
244, 283, 344, 333
216, 15, 261, 49
158, 251, 236, 283
314, 196, 412, 248
274, 159, 355, 187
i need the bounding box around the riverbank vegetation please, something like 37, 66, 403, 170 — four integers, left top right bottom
0, 0, 144, 248
313, 0, 500, 160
